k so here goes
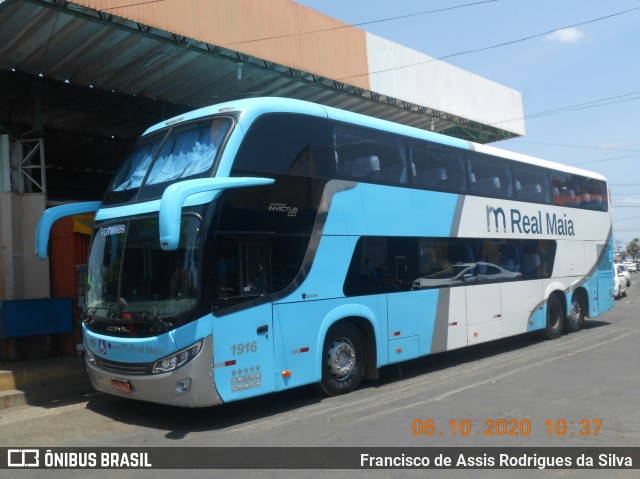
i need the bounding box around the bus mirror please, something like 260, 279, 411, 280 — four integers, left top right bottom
158, 177, 275, 251
35, 201, 101, 259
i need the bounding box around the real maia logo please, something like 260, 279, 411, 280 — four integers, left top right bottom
486, 205, 575, 236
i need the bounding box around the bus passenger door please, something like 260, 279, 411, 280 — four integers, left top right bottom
387, 239, 426, 361
210, 237, 275, 403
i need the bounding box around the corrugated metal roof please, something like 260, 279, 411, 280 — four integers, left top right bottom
0, 0, 519, 141
0, 0, 522, 199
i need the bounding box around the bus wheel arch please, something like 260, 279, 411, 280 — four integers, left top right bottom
317, 318, 373, 396
347, 316, 378, 380
566, 288, 588, 333
544, 291, 565, 340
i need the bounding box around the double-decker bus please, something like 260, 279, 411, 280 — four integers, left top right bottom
36, 98, 614, 407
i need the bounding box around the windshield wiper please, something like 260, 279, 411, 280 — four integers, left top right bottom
125, 310, 174, 331
85, 307, 173, 332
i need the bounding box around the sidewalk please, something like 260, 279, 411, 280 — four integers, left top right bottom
0, 355, 94, 410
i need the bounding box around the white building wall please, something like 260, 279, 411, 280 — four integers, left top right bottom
365, 33, 525, 137
0, 191, 50, 300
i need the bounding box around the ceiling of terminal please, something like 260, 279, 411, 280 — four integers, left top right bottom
0, 0, 516, 200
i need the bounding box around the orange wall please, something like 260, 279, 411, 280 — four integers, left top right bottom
50, 217, 89, 299
74, 0, 371, 90
50, 217, 91, 352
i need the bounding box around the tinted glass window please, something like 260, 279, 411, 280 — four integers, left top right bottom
413, 238, 476, 289
468, 152, 514, 199
512, 162, 551, 204
344, 237, 386, 296
550, 172, 608, 210
410, 142, 467, 193
233, 114, 332, 178
344, 236, 557, 296
212, 236, 268, 311
579, 177, 608, 211
270, 236, 308, 293
474, 239, 523, 282
521, 240, 556, 279
387, 237, 419, 292
551, 172, 578, 207
332, 122, 408, 185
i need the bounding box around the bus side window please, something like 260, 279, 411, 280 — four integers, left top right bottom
419, 239, 446, 276
270, 236, 307, 293
387, 237, 418, 292
333, 123, 414, 185
417, 165, 449, 190
344, 237, 386, 296
287, 146, 317, 177
512, 163, 551, 204
233, 113, 331, 178
212, 237, 269, 308
584, 179, 607, 211
411, 144, 467, 193
378, 140, 409, 185
333, 124, 380, 181
338, 154, 381, 180
551, 173, 576, 207
468, 152, 514, 199
521, 240, 556, 279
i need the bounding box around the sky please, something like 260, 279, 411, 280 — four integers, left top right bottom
294, 0, 640, 253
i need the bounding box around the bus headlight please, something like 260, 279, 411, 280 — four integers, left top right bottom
152, 340, 202, 374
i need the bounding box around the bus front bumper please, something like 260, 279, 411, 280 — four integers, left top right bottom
85, 335, 223, 407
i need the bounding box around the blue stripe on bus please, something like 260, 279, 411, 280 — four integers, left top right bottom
84, 315, 213, 363
324, 183, 462, 237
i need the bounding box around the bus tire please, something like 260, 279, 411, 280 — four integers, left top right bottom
545, 295, 564, 340
565, 292, 586, 333
317, 322, 365, 396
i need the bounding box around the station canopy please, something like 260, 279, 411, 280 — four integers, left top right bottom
0, 0, 525, 200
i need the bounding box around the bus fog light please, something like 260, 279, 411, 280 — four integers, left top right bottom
152, 340, 203, 374
175, 378, 191, 393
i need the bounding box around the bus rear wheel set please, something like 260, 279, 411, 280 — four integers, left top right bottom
565, 294, 587, 333
545, 291, 587, 340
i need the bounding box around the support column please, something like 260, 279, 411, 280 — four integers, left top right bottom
0, 135, 50, 301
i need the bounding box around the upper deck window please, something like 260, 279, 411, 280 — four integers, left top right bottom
104, 117, 232, 205
145, 119, 229, 186
232, 113, 332, 178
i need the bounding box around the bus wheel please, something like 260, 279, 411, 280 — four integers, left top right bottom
318, 322, 365, 396
565, 294, 586, 333
545, 295, 564, 340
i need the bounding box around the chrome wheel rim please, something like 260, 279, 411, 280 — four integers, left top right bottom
327, 337, 356, 380
568, 300, 581, 328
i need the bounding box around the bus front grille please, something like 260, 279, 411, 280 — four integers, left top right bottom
94, 356, 154, 375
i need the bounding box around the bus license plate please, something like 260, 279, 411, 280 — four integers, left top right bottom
111, 379, 132, 394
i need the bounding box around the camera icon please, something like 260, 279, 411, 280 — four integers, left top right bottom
7, 449, 40, 467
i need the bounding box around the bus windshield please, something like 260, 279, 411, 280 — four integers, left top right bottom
86, 217, 201, 320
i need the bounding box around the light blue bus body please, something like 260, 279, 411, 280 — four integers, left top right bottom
36, 98, 614, 407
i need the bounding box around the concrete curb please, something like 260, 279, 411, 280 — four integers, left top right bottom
0, 356, 94, 409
